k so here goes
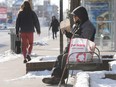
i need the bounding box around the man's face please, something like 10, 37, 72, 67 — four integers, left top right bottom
73, 16, 79, 23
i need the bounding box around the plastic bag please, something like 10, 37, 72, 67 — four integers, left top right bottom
67, 38, 96, 63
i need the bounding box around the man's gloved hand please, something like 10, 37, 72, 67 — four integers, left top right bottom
64, 30, 72, 39
64, 30, 68, 35
16, 34, 19, 38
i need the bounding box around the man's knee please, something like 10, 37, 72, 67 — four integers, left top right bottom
57, 54, 63, 60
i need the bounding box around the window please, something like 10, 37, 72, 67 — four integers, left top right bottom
81, 0, 115, 50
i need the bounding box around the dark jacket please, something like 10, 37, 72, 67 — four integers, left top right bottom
50, 19, 59, 32
64, 6, 96, 53
65, 20, 96, 42
65, 6, 96, 41
16, 10, 40, 34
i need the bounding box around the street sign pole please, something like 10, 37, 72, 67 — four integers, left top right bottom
60, 0, 63, 54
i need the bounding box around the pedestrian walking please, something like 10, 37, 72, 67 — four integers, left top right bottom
16, 1, 41, 63
42, 6, 96, 85
49, 16, 59, 39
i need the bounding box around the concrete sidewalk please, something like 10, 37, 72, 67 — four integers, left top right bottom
0, 35, 73, 87
0, 34, 116, 87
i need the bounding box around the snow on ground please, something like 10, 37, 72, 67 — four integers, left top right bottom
29, 56, 57, 63
5, 70, 52, 82
89, 70, 116, 87
1, 49, 116, 87
109, 61, 116, 71
0, 36, 116, 87
74, 72, 89, 87
33, 36, 49, 46
74, 70, 116, 87
0, 50, 22, 63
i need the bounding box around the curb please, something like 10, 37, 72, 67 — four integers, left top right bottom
26, 61, 55, 73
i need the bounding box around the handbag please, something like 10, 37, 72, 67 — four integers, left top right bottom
15, 36, 21, 54
67, 38, 96, 63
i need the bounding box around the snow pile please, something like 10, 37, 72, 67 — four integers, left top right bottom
0, 50, 21, 63
113, 54, 116, 59
89, 71, 116, 87
29, 56, 57, 63
109, 61, 116, 71
74, 72, 90, 87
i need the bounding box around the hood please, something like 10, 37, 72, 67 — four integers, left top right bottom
71, 6, 89, 24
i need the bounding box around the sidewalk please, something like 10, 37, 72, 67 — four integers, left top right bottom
0, 34, 72, 87
0, 33, 116, 87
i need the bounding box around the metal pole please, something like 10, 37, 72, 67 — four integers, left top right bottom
60, 0, 63, 54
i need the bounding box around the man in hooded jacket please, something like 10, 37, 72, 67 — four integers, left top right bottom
42, 6, 96, 85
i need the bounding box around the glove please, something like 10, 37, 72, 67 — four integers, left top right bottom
64, 30, 72, 39
16, 34, 19, 37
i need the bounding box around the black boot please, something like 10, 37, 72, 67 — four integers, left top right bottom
23, 59, 27, 63
26, 55, 31, 61
42, 76, 65, 85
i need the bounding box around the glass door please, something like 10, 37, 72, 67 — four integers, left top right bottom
81, 0, 115, 51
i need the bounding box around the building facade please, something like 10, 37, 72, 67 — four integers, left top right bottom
0, 3, 7, 22
12, 0, 58, 26
34, 0, 58, 26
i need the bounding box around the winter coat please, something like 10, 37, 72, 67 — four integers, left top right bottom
64, 6, 96, 53
50, 19, 59, 32
65, 20, 96, 41
16, 10, 40, 34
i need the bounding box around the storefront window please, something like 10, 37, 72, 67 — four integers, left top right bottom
81, 0, 114, 51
